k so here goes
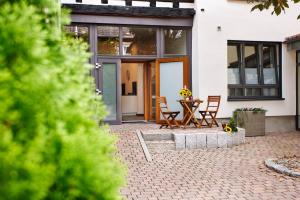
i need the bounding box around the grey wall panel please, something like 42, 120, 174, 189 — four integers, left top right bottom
71, 14, 193, 27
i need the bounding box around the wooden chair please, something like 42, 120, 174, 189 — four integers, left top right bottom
199, 96, 221, 128
158, 96, 180, 129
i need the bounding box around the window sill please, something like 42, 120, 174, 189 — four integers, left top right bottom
227, 97, 285, 101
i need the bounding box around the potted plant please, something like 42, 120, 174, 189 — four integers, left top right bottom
233, 108, 267, 137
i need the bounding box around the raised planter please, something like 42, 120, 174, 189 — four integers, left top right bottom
235, 110, 266, 137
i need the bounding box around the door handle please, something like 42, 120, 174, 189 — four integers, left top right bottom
95, 89, 102, 95
95, 63, 102, 69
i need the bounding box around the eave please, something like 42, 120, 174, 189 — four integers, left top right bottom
62, 4, 195, 18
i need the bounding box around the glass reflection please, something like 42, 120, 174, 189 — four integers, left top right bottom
164, 29, 187, 55
122, 27, 156, 55
97, 26, 119, 55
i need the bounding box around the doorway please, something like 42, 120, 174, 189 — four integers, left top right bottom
120, 57, 189, 123
121, 62, 146, 122
97, 57, 189, 124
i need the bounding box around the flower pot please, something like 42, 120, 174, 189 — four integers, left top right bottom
236, 111, 265, 137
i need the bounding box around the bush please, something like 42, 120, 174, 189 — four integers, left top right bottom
0, 1, 125, 200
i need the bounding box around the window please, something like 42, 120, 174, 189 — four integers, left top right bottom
97, 26, 120, 55
122, 27, 156, 55
64, 25, 89, 44
227, 41, 281, 100
164, 29, 187, 55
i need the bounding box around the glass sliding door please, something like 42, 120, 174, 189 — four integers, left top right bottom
96, 58, 121, 124
155, 57, 189, 123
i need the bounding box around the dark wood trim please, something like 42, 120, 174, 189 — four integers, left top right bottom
134, 0, 194, 2
150, 0, 156, 7
62, 4, 195, 18
125, 0, 132, 6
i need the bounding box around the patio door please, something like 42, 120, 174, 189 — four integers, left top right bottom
155, 57, 190, 123
95, 58, 121, 124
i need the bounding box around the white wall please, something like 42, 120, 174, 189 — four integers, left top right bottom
193, 0, 300, 118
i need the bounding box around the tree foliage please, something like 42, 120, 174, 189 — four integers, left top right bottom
0, 1, 125, 200
249, 0, 300, 18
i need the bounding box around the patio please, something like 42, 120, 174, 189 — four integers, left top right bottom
110, 124, 300, 200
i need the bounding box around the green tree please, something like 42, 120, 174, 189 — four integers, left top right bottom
0, 1, 125, 200
249, 0, 300, 18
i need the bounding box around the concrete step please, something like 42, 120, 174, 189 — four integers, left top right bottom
142, 132, 174, 141
145, 140, 175, 153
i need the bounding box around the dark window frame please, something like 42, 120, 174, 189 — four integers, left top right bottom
228, 40, 283, 101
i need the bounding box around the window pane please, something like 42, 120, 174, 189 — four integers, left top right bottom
245, 88, 261, 96
64, 25, 89, 43
97, 26, 119, 55
263, 45, 277, 84
263, 88, 278, 96
160, 62, 183, 120
164, 29, 187, 55
103, 63, 117, 120
227, 45, 240, 84
122, 27, 156, 55
228, 88, 243, 97
244, 45, 259, 84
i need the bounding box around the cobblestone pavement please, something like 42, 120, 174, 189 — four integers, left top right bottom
110, 124, 300, 200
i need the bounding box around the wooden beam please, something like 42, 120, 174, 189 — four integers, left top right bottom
149, 0, 156, 7
63, 4, 195, 18
173, 0, 179, 8
135, 0, 194, 2
125, 0, 132, 6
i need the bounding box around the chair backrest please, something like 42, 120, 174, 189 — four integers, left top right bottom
158, 96, 169, 112
205, 96, 221, 112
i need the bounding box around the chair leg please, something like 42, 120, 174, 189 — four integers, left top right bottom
200, 112, 210, 127
209, 112, 219, 127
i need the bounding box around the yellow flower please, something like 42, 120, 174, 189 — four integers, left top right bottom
179, 88, 192, 98
224, 124, 232, 134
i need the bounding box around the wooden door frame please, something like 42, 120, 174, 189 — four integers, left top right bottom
155, 56, 190, 124
296, 50, 300, 130
144, 62, 150, 121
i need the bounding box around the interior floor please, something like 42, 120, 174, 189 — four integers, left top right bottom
122, 115, 145, 122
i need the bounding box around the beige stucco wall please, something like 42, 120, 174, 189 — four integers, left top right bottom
193, 0, 300, 120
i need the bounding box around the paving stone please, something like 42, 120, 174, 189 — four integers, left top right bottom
196, 133, 207, 149
185, 134, 197, 149
206, 133, 218, 148
174, 133, 185, 150
217, 132, 227, 148
110, 124, 300, 200
239, 128, 246, 144
226, 133, 234, 147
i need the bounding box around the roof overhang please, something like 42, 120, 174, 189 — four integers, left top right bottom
62, 4, 195, 18
284, 33, 300, 51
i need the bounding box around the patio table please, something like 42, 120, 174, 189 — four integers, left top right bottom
178, 98, 203, 128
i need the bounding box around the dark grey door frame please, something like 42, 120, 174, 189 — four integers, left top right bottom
97, 58, 122, 125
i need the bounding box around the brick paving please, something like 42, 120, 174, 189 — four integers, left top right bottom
110, 124, 300, 200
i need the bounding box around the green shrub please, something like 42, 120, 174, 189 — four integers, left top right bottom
0, 1, 125, 200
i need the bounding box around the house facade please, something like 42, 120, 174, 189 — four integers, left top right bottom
62, 0, 300, 132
